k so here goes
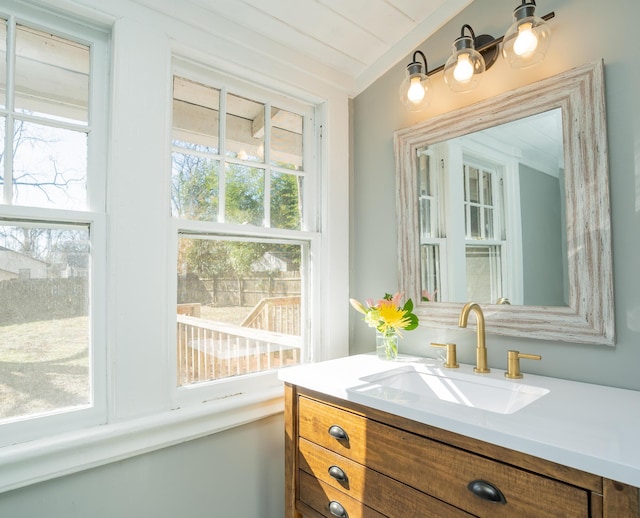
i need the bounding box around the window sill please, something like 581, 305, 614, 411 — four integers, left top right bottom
0, 385, 284, 494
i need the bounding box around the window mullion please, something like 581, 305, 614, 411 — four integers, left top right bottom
218, 86, 227, 223
3, 16, 15, 205
264, 102, 271, 227
480, 169, 487, 240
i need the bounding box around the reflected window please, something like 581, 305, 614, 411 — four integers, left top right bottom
418, 144, 510, 304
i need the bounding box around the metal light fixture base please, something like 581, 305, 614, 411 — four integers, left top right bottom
475, 34, 499, 70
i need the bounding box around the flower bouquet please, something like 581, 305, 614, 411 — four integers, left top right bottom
350, 292, 419, 360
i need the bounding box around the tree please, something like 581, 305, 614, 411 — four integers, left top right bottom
171, 149, 218, 220
172, 148, 303, 284
2, 119, 87, 208
270, 170, 301, 230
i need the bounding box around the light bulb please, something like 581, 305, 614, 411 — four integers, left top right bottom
407, 76, 426, 103
453, 54, 474, 83
502, 3, 551, 69
513, 22, 538, 56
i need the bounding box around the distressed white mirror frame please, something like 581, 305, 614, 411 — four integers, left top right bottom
395, 61, 614, 345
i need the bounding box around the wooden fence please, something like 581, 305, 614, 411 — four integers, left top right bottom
177, 274, 301, 307
0, 277, 87, 325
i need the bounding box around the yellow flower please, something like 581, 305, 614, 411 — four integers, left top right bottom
377, 300, 411, 332
349, 292, 419, 335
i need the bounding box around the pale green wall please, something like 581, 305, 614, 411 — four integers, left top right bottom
351, 0, 640, 390
0, 414, 284, 517
2, 1, 638, 515
519, 165, 565, 306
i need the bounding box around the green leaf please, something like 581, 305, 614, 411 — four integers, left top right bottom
403, 298, 414, 313
404, 313, 419, 331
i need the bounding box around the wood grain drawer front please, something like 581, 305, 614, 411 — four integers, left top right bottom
299, 470, 385, 518
299, 438, 473, 518
298, 396, 369, 461
298, 396, 589, 518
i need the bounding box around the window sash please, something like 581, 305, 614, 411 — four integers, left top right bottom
170, 61, 317, 404
0, 7, 108, 447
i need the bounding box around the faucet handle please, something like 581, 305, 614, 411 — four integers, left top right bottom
430, 342, 459, 368
505, 350, 541, 379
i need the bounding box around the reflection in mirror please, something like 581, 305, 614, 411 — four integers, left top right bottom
395, 61, 614, 345
418, 109, 568, 306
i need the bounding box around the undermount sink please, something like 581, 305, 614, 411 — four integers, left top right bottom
348, 364, 549, 415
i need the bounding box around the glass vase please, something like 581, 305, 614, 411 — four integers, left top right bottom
376, 329, 399, 361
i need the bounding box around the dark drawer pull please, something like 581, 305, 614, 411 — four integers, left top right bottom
328, 500, 349, 518
328, 425, 349, 441
467, 479, 507, 504
328, 465, 348, 482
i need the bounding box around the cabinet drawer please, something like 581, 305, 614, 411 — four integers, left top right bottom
299, 438, 473, 518
299, 396, 589, 517
299, 470, 385, 518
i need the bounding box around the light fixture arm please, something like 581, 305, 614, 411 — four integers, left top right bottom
407, 50, 429, 77
460, 24, 476, 41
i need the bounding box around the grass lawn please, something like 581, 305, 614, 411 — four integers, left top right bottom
0, 305, 252, 421
199, 304, 253, 324
0, 316, 89, 421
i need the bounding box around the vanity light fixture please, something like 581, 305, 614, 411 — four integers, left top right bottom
502, 0, 552, 68
399, 50, 431, 111
399, 1, 554, 110
443, 24, 491, 92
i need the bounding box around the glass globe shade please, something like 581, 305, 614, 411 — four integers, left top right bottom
502, 3, 551, 68
444, 37, 485, 93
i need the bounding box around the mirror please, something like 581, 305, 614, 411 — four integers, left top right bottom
415, 108, 568, 306
415, 108, 567, 307
395, 61, 614, 345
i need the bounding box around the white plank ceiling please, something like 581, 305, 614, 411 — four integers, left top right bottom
132, 0, 474, 96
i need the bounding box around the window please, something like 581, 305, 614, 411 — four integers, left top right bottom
0, 10, 107, 446
462, 159, 506, 302
171, 67, 316, 399
418, 141, 515, 304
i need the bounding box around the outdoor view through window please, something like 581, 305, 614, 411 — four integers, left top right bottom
172, 76, 308, 386
0, 22, 92, 422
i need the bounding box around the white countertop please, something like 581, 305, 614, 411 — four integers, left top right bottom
278, 353, 640, 488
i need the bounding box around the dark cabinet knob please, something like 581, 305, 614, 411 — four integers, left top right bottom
328, 425, 349, 441
467, 479, 507, 504
328, 500, 348, 517
328, 465, 348, 482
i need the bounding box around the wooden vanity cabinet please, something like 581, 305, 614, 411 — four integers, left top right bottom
284, 383, 640, 518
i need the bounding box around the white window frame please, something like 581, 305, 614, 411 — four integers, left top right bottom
423, 138, 523, 304
169, 59, 321, 409
0, 1, 348, 496
0, 3, 109, 448
461, 136, 523, 304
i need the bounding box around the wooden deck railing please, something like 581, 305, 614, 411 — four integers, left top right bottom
240, 296, 300, 335
177, 314, 302, 385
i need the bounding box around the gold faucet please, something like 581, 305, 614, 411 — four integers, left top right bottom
458, 302, 490, 373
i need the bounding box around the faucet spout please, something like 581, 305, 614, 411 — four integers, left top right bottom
458, 302, 490, 373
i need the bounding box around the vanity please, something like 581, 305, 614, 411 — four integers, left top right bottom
280, 354, 640, 517
283, 57, 633, 517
